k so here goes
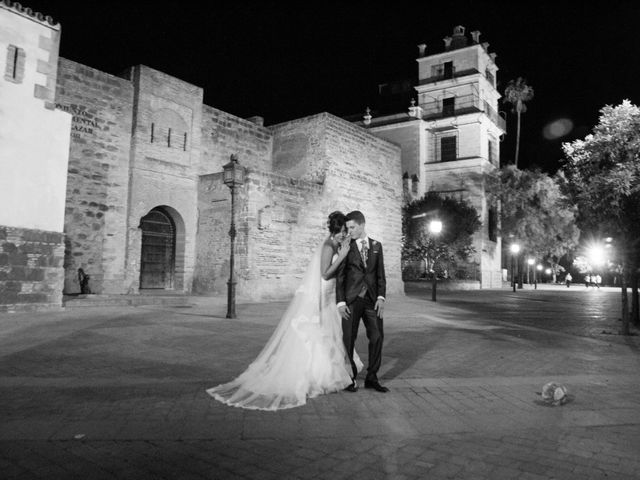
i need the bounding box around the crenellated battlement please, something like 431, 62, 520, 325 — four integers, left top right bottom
0, 0, 59, 28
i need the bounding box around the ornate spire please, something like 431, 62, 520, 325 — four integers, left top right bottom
363, 107, 372, 126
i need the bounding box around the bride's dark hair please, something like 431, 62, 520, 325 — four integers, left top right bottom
327, 211, 347, 234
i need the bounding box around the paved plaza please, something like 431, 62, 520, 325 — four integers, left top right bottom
1, 285, 640, 479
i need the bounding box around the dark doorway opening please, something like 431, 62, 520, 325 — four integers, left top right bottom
140, 208, 175, 289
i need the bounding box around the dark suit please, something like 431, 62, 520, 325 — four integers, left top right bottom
336, 237, 386, 382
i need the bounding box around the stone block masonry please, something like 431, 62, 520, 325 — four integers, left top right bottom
193, 173, 231, 295
55, 59, 134, 294
194, 113, 405, 301
200, 105, 273, 175
0, 227, 65, 311
322, 114, 404, 297
242, 170, 325, 300
194, 170, 324, 300
53, 65, 405, 300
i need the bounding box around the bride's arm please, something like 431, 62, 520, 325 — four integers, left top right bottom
321, 239, 349, 280
320, 244, 338, 280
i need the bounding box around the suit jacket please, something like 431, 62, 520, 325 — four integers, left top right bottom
336, 237, 386, 305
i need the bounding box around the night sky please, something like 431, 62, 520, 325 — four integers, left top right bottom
23, 0, 640, 172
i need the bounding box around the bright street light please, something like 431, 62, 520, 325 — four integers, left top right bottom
527, 258, 535, 285
535, 264, 543, 288
587, 246, 605, 266
429, 220, 442, 302
510, 243, 520, 291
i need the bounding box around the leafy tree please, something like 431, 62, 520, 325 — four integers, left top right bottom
503, 78, 534, 168
487, 166, 580, 285
402, 192, 481, 280
562, 100, 640, 334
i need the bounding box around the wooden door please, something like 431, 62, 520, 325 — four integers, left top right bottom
140, 209, 175, 289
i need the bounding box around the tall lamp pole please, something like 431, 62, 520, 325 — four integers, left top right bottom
510, 243, 520, 292
429, 220, 442, 302
223, 154, 245, 319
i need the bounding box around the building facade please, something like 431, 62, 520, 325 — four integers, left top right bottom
0, 3, 71, 311
0, 1, 404, 310
355, 26, 505, 288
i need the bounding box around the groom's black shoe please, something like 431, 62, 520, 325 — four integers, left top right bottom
344, 381, 358, 392
364, 380, 389, 393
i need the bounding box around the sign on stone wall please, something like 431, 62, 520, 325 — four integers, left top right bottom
55, 104, 101, 139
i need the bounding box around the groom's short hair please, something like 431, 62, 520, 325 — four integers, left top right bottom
347, 210, 366, 225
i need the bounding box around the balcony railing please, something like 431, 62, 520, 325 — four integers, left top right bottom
421, 93, 506, 131
418, 68, 480, 85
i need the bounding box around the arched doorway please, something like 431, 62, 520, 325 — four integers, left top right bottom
139, 207, 176, 289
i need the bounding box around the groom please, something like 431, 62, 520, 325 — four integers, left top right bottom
336, 211, 388, 393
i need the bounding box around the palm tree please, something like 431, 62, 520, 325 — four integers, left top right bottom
504, 78, 534, 168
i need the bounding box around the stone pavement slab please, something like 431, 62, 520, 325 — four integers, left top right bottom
1, 287, 640, 479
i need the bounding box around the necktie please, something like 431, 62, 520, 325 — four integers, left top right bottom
361, 240, 368, 264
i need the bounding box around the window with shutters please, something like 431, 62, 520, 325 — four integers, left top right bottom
443, 61, 454, 79
485, 68, 495, 87
441, 136, 457, 162
4, 45, 25, 84
431, 64, 444, 78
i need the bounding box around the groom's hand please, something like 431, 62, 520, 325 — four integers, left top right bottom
338, 305, 351, 320
375, 299, 385, 319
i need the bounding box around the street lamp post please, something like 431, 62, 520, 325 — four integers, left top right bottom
223, 154, 245, 319
429, 220, 442, 302
510, 244, 520, 292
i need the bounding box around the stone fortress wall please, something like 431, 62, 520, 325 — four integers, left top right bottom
196, 114, 403, 301
1, 1, 405, 308
55, 63, 404, 302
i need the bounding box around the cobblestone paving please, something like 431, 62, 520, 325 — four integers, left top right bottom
1, 287, 639, 479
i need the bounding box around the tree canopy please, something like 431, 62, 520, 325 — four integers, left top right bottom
487, 166, 580, 277
561, 99, 640, 333
402, 192, 481, 279
561, 100, 640, 236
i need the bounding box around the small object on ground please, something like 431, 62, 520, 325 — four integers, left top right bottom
540, 382, 568, 406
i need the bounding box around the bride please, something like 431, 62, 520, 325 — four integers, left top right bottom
206, 211, 362, 410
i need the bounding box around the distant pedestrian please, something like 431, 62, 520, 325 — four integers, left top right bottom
595, 274, 601, 288
565, 273, 572, 288
585, 274, 591, 288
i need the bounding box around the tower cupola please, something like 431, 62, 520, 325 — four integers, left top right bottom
449, 25, 468, 50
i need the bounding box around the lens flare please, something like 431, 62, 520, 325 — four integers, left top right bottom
543, 118, 574, 140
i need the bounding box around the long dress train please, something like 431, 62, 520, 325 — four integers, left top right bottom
206, 241, 362, 411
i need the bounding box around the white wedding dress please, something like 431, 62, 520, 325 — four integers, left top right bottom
206, 241, 362, 410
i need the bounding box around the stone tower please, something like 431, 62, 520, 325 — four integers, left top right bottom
356, 25, 505, 288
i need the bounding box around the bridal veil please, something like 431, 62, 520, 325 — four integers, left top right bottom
207, 239, 355, 410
